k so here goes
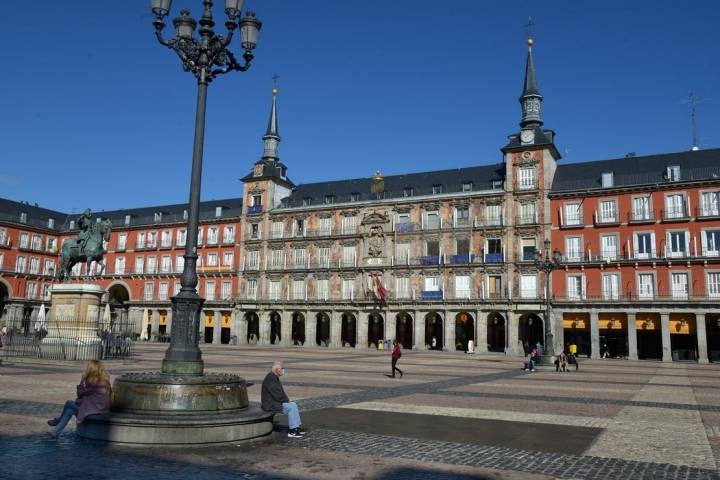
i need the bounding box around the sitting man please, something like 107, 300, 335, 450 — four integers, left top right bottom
261, 361, 306, 438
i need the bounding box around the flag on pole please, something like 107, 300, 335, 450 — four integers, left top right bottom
372, 273, 388, 301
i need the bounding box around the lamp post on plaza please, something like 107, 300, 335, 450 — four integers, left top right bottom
533, 238, 562, 362
150, 0, 261, 375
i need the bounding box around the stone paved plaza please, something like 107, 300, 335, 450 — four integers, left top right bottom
2, 345, 720, 479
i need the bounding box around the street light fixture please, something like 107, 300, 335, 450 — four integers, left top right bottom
533, 238, 562, 362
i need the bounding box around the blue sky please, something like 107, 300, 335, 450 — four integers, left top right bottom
1, 0, 718, 213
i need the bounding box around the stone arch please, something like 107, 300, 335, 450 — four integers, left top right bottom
245, 311, 260, 344
269, 311, 282, 345
519, 313, 544, 353
455, 312, 475, 352
106, 280, 133, 301
368, 312, 384, 348
395, 312, 413, 349
316, 312, 330, 347
291, 312, 305, 346
341, 312, 357, 347
486, 312, 506, 352
0, 279, 10, 322
425, 311, 443, 350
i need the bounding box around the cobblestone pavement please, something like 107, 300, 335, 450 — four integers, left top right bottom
1, 344, 719, 479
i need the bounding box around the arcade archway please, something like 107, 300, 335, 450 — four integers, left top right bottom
486, 312, 505, 352
425, 312, 443, 350
269, 311, 282, 345
519, 313, 543, 352
291, 312, 305, 345
396, 312, 413, 349
316, 312, 330, 347
368, 312, 384, 348
341, 312, 356, 347
245, 312, 259, 344
455, 312, 474, 351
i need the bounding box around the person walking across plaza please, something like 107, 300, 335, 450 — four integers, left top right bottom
261, 361, 306, 438
47, 360, 111, 437
390, 339, 403, 378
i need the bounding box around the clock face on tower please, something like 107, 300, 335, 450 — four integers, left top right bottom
520, 129, 535, 144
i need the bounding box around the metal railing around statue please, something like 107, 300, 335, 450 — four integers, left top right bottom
1, 314, 135, 361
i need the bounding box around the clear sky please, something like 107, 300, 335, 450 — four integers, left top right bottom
1, 0, 718, 213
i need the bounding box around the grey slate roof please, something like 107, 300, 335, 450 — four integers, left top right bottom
0, 198, 68, 231
521, 48, 541, 98
280, 163, 506, 208
552, 148, 720, 193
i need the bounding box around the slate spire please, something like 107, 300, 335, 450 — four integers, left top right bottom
519, 38, 543, 129
262, 87, 280, 161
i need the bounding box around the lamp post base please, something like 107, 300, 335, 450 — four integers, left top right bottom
537, 354, 557, 366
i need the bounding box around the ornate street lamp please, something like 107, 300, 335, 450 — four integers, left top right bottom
150, 0, 261, 375
77, 1, 272, 445
533, 238, 562, 362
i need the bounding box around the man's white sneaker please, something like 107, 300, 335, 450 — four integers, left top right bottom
287, 430, 303, 438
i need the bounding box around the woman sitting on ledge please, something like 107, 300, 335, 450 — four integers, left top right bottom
47, 360, 111, 438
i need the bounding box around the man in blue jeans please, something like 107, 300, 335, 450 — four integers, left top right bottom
261, 361, 305, 438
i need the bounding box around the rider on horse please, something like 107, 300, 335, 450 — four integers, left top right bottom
76, 209, 94, 256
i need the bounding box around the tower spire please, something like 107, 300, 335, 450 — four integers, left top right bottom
262, 78, 280, 161
519, 21, 543, 129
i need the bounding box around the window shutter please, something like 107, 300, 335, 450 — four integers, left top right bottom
701, 230, 708, 255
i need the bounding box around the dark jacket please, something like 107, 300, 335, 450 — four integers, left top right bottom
261, 371, 289, 413
76, 380, 111, 423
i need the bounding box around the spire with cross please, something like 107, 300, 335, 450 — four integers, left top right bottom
262, 73, 280, 161
519, 17, 542, 129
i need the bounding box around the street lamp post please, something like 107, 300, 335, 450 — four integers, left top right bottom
533, 238, 562, 362
150, 0, 261, 375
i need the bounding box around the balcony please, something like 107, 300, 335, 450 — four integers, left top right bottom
419, 256, 441, 265
696, 206, 720, 220
628, 209, 656, 224
395, 222, 417, 233
484, 253, 504, 264
247, 205, 263, 215
420, 290, 443, 301
594, 211, 620, 226
560, 214, 584, 229
478, 216, 503, 227
661, 207, 690, 222
449, 254, 475, 264
516, 214, 538, 225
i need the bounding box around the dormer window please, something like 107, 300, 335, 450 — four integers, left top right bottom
325, 195, 335, 205
403, 187, 414, 198
183, 210, 188, 220
350, 193, 360, 202
69, 220, 76, 230
601, 172, 614, 188
432, 185, 443, 195
462, 182, 473, 192
667, 165, 681, 182
124, 215, 131, 226
492, 179, 503, 190
215, 206, 223, 217
20, 212, 27, 224
154, 212, 162, 222
302, 197, 311, 207
48, 218, 55, 229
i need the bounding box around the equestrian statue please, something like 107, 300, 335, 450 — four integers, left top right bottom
57, 209, 112, 282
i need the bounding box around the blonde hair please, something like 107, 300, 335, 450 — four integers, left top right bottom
83, 360, 110, 386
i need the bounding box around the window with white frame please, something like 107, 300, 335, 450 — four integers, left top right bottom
222, 281, 232, 300
159, 282, 169, 301
601, 172, 614, 188
637, 273, 655, 299
341, 216, 357, 234
0, 252, 3, 269
316, 279, 328, 299
270, 249, 284, 267
602, 273, 619, 300
245, 250, 259, 269
174, 282, 181, 296
154, 212, 162, 222
455, 206, 470, 226
175, 255, 184, 272
455, 275, 471, 299
567, 275, 584, 299
342, 246, 356, 266
292, 279, 305, 299
135, 256, 144, 274
30, 235, 42, 250
665, 193, 686, 218
46, 237, 57, 252
425, 211, 439, 229
395, 243, 410, 263
161, 230, 172, 247
703, 229, 720, 256
564, 203, 581, 225
268, 280, 281, 300
633, 232, 655, 259
600, 234, 618, 260
462, 182, 473, 192
146, 256, 157, 273
520, 202, 536, 224
520, 274, 537, 299
207, 227, 218, 245
701, 191, 720, 217
44, 259, 54, 275
319, 217, 331, 235
144, 282, 154, 300
161, 255, 172, 273
599, 200, 617, 223
117, 233, 127, 250
395, 277, 410, 298
205, 281, 216, 300
294, 248, 307, 267
317, 246, 330, 267
518, 167, 536, 190
223, 225, 235, 243
424, 276, 440, 292
197, 227, 204, 245
147, 231, 157, 248
342, 279, 354, 299
29, 257, 39, 274
19, 233, 28, 249
707, 272, 720, 298
124, 215, 131, 226
42, 284, 50, 300
176, 229, 187, 246
26, 282, 37, 299
521, 237, 535, 261
670, 272, 689, 299
15, 255, 25, 273
667, 165, 681, 181
432, 184, 443, 195
565, 236, 582, 261
72, 262, 81, 276
293, 218, 305, 237
246, 279, 257, 299
114, 257, 125, 274
632, 196, 651, 220
272, 220, 284, 238
425, 239, 440, 257
403, 187, 414, 197
486, 204, 502, 225
223, 252, 234, 267
667, 231, 689, 258
207, 253, 218, 267
0, 228, 6, 246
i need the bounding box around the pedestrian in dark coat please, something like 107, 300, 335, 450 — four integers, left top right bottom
391, 340, 403, 378
261, 361, 306, 438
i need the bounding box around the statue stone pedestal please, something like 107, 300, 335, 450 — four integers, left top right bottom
42, 284, 104, 361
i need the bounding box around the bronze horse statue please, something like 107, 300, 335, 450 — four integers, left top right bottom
57, 218, 112, 282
